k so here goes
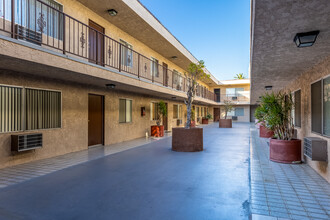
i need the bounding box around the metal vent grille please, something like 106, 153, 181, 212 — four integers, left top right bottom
11, 133, 43, 152
15, 24, 42, 45
303, 137, 327, 161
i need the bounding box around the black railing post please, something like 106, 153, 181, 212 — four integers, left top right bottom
119, 44, 122, 72
11, 0, 15, 38
63, 15, 66, 54
137, 54, 140, 78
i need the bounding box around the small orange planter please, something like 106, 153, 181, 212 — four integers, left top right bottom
151, 125, 164, 137
202, 118, 209, 124
259, 125, 274, 138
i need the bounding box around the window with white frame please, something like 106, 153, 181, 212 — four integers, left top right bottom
173, 104, 182, 119
151, 57, 159, 77
120, 40, 133, 67
119, 99, 132, 123
235, 107, 244, 116
0, 85, 61, 133
196, 107, 200, 117
226, 88, 244, 96
150, 102, 159, 121
173, 70, 182, 90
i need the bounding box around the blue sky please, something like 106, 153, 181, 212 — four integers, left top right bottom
139, 0, 250, 80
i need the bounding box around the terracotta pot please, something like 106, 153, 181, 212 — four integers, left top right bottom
259, 125, 274, 138
172, 127, 203, 152
270, 138, 301, 163
190, 121, 196, 128
151, 125, 164, 137
255, 119, 261, 129
219, 119, 232, 128
202, 118, 209, 124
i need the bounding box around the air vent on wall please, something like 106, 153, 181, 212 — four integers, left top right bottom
303, 137, 327, 161
15, 24, 42, 45
11, 133, 43, 152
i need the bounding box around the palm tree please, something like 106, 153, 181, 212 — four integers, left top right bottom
234, 73, 245, 79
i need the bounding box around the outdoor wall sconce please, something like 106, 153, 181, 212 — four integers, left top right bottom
171, 56, 178, 59
141, 107, 146, 116
294, 31, 320, 48
106, 84, 116, 89
265, 86, 272, 90
108, 9, 118, 16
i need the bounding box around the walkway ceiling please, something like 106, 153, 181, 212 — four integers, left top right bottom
250, 0, 330, 104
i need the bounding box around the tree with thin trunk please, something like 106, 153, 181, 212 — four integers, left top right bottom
223, 100, 234, 119
184, 60, 210, 128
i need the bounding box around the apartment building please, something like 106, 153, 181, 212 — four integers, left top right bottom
0, 0, 220, 168
212, 79, 251, 123
250, 0, 330, 182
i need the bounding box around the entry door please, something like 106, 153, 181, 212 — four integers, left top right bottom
88, 94, 104, 146
214, 108, 220, 122
89, 20, 105, 65
163, 62, 168, 86
163, 103, 168, 131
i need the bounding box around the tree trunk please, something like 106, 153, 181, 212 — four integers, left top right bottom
185, 84, 194, 129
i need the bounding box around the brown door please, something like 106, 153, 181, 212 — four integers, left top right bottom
214, 107, 220, 122
88, 94, 104, 146
163, 103, 168, 131
162, 62, 168, 86
89, 20, 104, 65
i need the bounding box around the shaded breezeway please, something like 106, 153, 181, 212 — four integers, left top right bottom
0, 123, 251, 220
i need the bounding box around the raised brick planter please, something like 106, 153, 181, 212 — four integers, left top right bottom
219, 119, 232, 128
172, 127, 203, 152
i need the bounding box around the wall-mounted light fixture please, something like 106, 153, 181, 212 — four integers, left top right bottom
294, 31, 319, 48
171, 56, 178, 59
108, 9, 118, 16
265, 86, 272, 90
106, 83, 116, 89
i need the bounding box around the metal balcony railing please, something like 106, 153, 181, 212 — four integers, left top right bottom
0, 0, 216, 102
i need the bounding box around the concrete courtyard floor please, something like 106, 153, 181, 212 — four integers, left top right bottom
0, 123, 329, 219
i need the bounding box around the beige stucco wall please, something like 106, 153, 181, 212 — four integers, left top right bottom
285, 56, 330, 183
0, 70, 211, 169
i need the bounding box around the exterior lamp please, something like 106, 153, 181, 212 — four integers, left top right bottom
293, 31, 319, 48
171, 56, 178, 59
106, 84, 116, 89
108, 9, 118, 16
265, 86, 272, 90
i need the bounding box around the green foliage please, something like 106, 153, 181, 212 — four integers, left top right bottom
205, 113, 212, 120
234, 73, 245, 79
257, 91, 295, 140
156, 101, 167, 126
223, 100, 233, 119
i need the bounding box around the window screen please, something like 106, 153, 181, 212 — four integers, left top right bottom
323, 77, 330, 136
311, 81, 322, 134
119, 99, 132, 123
235, 108, 244, 116
294, 90, 301, 127
173, 104, 178, 119
214, 89, 220, 102
151, 102, 159, 121
0, 85, 23, 132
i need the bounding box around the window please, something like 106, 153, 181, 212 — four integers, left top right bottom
196, 107, 200, 117
235, 107, 244, 116
151, 57, 159, 77
119, 99, 132, 123
214, 89, 220, 102
173, 70, 182, 90
0, 85, 61, 133
201, 107, 204, 117
227, 109, 235, 116
311, 81, 322, 134
323, 76, 330, 136
173, 104, 182, 119
120, 40, 133, 67
14, 0, 64, 39
150, 102, 159, 121
226, 88, 244, 97
293, 90, 301, 127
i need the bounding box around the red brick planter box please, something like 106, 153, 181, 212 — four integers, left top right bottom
270, 138, 301, 164
202, 118, 209, 124
219, 119, 232, 128
172, 127, 203, 152
151, 125, 164, 137
259, 125, 274, 138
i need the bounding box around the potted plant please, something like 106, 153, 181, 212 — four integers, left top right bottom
172, 60, 209, 152
219, 100, 233, 128
259, 91, 301, 163
151, 101, 167, 137
254, 104, 274, 138
202, 113, 212, 124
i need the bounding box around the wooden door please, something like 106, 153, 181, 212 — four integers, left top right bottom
89, 20, 105, 65
163, 103, 168, 131
88, 94, 104, 146
162, 62, 168, 86
214, 107, 220, 122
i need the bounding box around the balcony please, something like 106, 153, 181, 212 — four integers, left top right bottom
0, 0, 215, 102
216, 91, 250, 104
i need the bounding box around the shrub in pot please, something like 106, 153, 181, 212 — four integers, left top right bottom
151, 101, 167, 137
172, 60, 209, 152
259, 91, 301, 164
254, 102, 274, 138
202, 113, 212, 124
219, 100, 233, 128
